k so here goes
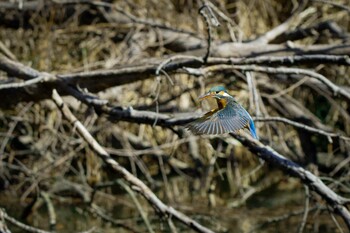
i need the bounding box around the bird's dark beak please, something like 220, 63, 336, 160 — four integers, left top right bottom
198, 92, 214, 101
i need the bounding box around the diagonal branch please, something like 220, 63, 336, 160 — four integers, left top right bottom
1, 54, 350, 108
51, 89, 215, 233
49, 85, 350, 143
230, 133, 350, 229
249, 0, 311, 44
64, 85, 350, 230
1, 208, 50, 233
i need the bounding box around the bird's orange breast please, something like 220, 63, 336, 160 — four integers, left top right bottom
217, 98, 227, 109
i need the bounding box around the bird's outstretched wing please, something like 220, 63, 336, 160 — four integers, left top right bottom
186, 101, 252, 135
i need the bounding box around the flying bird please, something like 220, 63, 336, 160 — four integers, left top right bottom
186, 86, 258, 139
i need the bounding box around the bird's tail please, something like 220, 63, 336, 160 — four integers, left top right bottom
248, 119, 259, 140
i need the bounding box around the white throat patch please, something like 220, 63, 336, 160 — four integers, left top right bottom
222, 92, 230, 97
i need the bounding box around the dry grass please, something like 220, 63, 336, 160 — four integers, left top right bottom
0, 0, 349, 232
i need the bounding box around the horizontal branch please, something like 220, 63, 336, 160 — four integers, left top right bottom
254, 116, 350, 142
0, 54, 202, 107
63, 85, 350, 229
1, 54, 350, 108
3, 55, 346, 230
64, 86, 350, 142
210, 42, 350, 58
199, 64, 350, 102
212, 54, 350, 66
51, 89, 215, 233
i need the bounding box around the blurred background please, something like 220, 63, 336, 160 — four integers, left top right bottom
0, 0, 349, 232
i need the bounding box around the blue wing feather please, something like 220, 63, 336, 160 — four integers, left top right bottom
248, 118, 258, 139
186, 100, 258, 139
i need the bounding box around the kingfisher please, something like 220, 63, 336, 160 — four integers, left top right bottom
186, 86, 258, 139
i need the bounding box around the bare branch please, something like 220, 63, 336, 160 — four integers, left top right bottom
249, 0, 311, 44
200, 64, 350, 101
199, 4, 219, 62
65, 87, 350, 228
312, 0, 350, 13
229, 133, 350, 228
51, 89, 215, 233
1, 208, 50, 233
255, 116, 350, 142
1, 54, 349, 108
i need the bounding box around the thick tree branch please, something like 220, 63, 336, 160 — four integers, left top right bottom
230, 133, 350, 229
55, 85, 350, 230
1, 54, 349, 108
210, 43, 350, 58
51, 89, 215, 233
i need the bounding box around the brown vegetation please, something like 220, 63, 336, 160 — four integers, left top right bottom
0, 0, 350, 232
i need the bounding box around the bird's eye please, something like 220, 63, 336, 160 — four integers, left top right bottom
215, 91, 219, 94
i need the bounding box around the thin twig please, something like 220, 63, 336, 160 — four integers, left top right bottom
60, 86, 350, 143
41, 192, 57, 232
88, 204, 141, 233
201, 64, 350, 101
249, 0, 311, 44
51, 89, 215, 233
297, 185, 310, 233
250, 206, 324, 233
254, 116, 350, 142
230, 132, 350, 230
329, 209, 345, 233
199, 4, 219, 62
263, 76, 310, 99
312, 0, 350, 13
117, 180, 155, 233
50, 0, 200, 37
155, 55, 203, 76
1, 53, 350, 107
1, 208, 51, 233
0, 102, 33, 156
